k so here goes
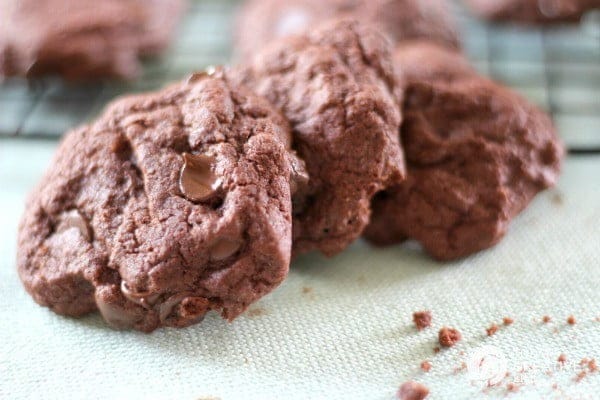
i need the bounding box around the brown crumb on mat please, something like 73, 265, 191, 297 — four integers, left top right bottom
542, 315, 551, 323
503, 317, 514, 326
486, 323, 499, 336
558, 354, 567, 364
397, 381, 429, 400
420, 361, 432, 372
506, 383, 519, 392
413, 311, 432, 331
433, 346, 440, 354
589, 359, 598, 372
439, 327, 461, 347
246, 308, 266, 317
302, 287, 313, 294
567, 315, 576, 325
575, 371, 587, 382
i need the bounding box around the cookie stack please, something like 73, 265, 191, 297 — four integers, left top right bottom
17, 1, 564, 332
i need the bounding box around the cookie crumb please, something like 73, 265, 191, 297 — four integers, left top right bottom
567, 315, 576, 325
439, 327, 461, 347
542, 315, 551, 323
589, 359, 598, 372
302, 287, 313, 294
433, 346, 440, 354
575, 371, 587, 382
246, 308, 266, 317
397, 381, 429, 400
486, 323, 499, 336
558, 354, 567, 364
413, 311, 432, 331
420, 361, 432, 372
503, 317, 514, 326
506, 383, 519, 392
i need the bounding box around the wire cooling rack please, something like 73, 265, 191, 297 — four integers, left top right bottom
0, 0, 598, 153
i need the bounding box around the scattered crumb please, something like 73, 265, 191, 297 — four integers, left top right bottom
246, 308, 266, 317
433, 347, 440, 354
589, 359, 598, 372
545, 370, 554, 377
579, 358, 590, 366
503, 317, 514, 326
552, 383, 558, 390
413, 311, 432, 331
542, 315, 551, 323
420, 361, 432, 372
439, 327, 462, 347
302, 287, 313, 294
551, 192, 564, 206
567, 315, 576, 325
596, 316, 600, 322
558, 354, 567, 364
397, 381, 429, 400
453, 362, 467, 374
459, 351, 465, 356
506, 383, 519, 392
575, 371, 587, 382
486, 323, 499, 336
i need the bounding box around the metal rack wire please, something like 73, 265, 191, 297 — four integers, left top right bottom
0, 0, 598, 153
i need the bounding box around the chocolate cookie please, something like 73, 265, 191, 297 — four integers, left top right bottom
0, 0, 185, 80
394, 41, 475, 87
233, 19, 406, 256
464, 0, 600, 24
234, 0, 460, 60
17, 69, 304, 332
364, 76, 564, 260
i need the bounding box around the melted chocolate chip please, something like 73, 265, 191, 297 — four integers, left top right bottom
179, 152, 221, 202
56, 210, 91, 241
210, 239, 241, 261
120, 281, 159, 308
96, 296, 139, 329
187, 66, 220, 84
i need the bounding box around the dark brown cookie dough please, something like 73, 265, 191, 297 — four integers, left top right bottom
233, 19, 405, 256
234, 0, 460, 60
0, 0, 185, 80
464, 0, 600, 24
17, 69, 303, 332
364, 76, 564, 260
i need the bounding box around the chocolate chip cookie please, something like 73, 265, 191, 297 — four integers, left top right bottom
464, 0, 600, 24
17, 69, 305, 331
0, 0, 185, 80
364, 76, 564, 260
233, 19, 406, 256
234, 0, 461, 60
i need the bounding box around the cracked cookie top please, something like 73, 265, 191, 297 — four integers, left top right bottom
234, 19, 406, 256
17, 69, 304, 332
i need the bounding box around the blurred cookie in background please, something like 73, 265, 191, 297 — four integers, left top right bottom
0, 0, 186, 80
234, 0, 461, 60
464, 0, 600, 24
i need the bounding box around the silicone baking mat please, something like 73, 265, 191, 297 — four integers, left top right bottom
0, 0, 599, 153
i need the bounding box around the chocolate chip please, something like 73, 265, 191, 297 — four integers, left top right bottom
120, 281, 159, 308
210, 239, 241, 261
56, 210, 91, 241
179, 152, 221, 202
